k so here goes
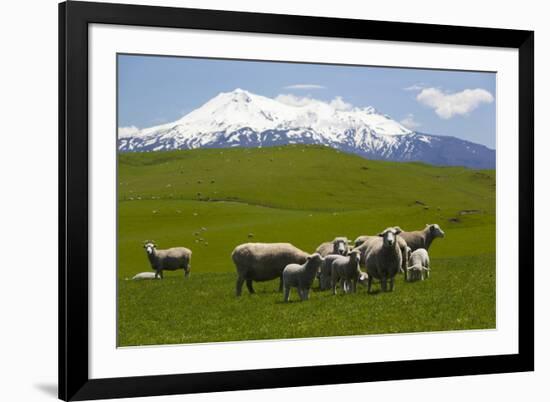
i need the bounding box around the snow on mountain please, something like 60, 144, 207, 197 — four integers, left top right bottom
118, 88, 495, 169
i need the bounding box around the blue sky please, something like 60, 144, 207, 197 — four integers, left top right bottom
118, 54, 496, 148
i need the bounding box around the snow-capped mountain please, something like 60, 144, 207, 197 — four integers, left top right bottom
118, 89, 495, 169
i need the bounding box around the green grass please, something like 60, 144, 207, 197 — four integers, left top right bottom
117, 145, 496, 346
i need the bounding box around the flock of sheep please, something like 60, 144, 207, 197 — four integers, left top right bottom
136, 224, 445, 303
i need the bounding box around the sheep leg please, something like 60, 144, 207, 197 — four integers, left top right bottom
283, 286, 291, 302
235, 276, 245, 296
278, 276, 284, 292
246, 279, 255, 294
332, 277, 337, 295
299, 288, 307, 301
389, 277, 395, 292
351, 280, 357, 293
367, 276, 373, 293
156, 270, 163, 279
381, 278, 388, 292
303, 288, 310, 301
340, 278, 346, 294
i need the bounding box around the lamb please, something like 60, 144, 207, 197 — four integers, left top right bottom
315, 237, 350, 257
354, 234, 410, 277
143, 241, 192, 279
319, 254, 344, 290
406, 248, 431, 282
132, 272, 158, 280
397, 224, 445, 252
354, 227, 403, 292
282, 253, 325, 302
331, 250, 364, 295
232, 242, 309, 296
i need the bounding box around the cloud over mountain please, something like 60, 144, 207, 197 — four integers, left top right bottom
416, 88, 494, 119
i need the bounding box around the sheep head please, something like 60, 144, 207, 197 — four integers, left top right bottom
378, 227, 401, 247
427, 224, 445, 238
332, 237, 349, 255
143, 241, 156, 255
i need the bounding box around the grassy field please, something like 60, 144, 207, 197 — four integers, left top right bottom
117, 145, 496, 346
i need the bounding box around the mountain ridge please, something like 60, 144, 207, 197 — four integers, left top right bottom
118, 89, 495, 169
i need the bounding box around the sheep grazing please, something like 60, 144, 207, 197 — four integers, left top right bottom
232, 242, 309, 296
397, 224, 445, 252
319, 254, 344, 290
354, 234, 410, 277
407, 248, 431, 282
132, 272, 158, 280
331, 250, 364, 295
143, 241, 192, 279
354, 227, 403, 292
315, 237, 350, 257
282, 253, 325, 302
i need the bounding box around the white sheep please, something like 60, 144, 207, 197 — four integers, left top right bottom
331, 250, 364, 295
315, 237, 350, 257
407, 248, 431, 281
283, 253, 325, 302
318, 254, 343, 290
143, 241, 192, 279
131, 272, 158, 280
232, 242, 309, 296
398, 224, 445, 252
354, 227, 403, 292
355, 234, 409, 277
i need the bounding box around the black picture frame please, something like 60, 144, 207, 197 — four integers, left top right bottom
59, 1, 534, 400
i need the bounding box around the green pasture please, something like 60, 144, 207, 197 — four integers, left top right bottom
117, 145, 496, 346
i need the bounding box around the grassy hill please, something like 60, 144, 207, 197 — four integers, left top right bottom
117, 145, 495, 346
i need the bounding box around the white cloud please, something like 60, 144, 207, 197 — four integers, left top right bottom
329, 96, 353, 111
283, 84, 326, 90
403, 83, 426, 91
275, 94, 315, 107
416, 87, 494, 119
400, 113, 421, 130
118, 126, 140, 138
275, 94, 352, 111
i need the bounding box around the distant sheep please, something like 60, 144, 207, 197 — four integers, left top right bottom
283, 253, 325, 302
331, 250, 364, 295
354, 227, 403, 292
315, 237, 350, 257
398, 224, 445, 252
143, 241, 192, 279
232, 242, 309, 296
131, 272, 158, 280
407, 248, 431, 282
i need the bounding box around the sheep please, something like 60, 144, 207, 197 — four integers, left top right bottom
354, 234, 410, 278
406, 248, 431, 282
283, 253, 325, 302
232, 242, 309, 296
132, 272, 158, 280
318, 254, 344, 290
315, 237, 350, 257
397, 224, 445, 252
143, 241, 192, 279
354, 227, 403, 292
331, 250, 364, 295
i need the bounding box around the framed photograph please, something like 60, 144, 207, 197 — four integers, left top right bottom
59, 1, 534, 400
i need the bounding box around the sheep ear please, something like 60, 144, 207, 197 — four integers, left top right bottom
377, 232, 384, 237
394, 227, 402, 235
